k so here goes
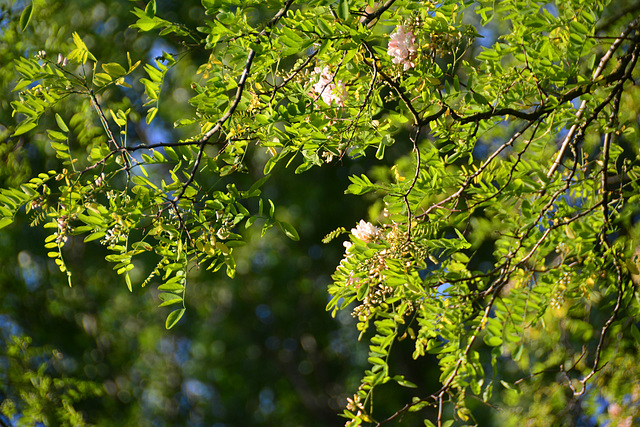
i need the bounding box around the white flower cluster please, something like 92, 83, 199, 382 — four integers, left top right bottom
55, 215, 69, 244
344, 220, 382, 250
352, 220, 381, 242
312, 66, 347, 106
101, 222, 124, 247
387, 25, 417, 71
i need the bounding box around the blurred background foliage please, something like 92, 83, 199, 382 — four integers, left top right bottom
2, 0, 640, 426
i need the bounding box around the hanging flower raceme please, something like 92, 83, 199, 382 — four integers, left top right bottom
311, 66, 347, 106
388, 25, 417, 70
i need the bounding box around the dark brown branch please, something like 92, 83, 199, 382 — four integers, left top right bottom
125, 140, 209, 151
362, 41, 449, 128
575, 263, 626, 395
342, 41, 379, 146
446, 60, 628, 129
376, 291, 500, 426
438, 41, 639, 298
360, 0, 397, 27
465, 118, 544, 213
450, 106, 544, 123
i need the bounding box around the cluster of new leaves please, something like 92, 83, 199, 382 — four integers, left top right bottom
4, 0, 640, 424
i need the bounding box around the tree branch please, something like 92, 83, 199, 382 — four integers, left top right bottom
360, 0, 397, 27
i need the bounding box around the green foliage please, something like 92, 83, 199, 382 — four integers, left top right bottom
0, 336, 102, 426
2, 0, 640, 424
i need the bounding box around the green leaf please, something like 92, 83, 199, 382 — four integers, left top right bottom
132, 241, 153, 251
13, 121, 37, 136
316, 18, 332, 35
0, 217, 14, 229
19, 3, 33, 31
158, 282, 185, 292
248, 175, 270, 196
13, 80, 31, 92
278, 221, 300, 241
55, 114, 69, 132
268, 199, 275, 217
47, 130, 67, 141
484, 335, 503, 347
146, 107, 158, 124
570, 20, 590, 35
368, 356, 385, 366
125, 272, 132, 292
393, 375, 417, 388
102, 62, 127, 78
337, 0, 350, 21
84, 231, 105, 242
145, 0, 157, 17
166, 308, 185, 329
513, 343, 523, 361
158, 293, 183, 306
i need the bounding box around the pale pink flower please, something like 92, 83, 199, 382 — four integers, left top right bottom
345, 275, 361, 289
351, 220, 381, 243
608, 403, 622, 418
312, 66, 347, 106
388, 25, 417, 71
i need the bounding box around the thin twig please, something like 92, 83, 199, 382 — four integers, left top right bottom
574, 231, 627, 396
404, 126, 422, 240
89, 89, 131, 171
415, 119, 537, 219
